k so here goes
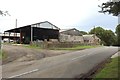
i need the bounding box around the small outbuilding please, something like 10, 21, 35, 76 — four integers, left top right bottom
83, 34, 101, 44
59, 28, 84, 43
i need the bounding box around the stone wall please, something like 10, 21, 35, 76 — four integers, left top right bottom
32, 41, 93, 49
59, 34, 84, 43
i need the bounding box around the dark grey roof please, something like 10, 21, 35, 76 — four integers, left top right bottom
60, 28, 82, 36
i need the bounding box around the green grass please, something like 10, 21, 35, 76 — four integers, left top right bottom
23, 44, 101, 51
23, 44, 41, 49
0, 50, 7, 60
0, 51, 2, 59
93, 56, 119, 79
50, 45, 100, 50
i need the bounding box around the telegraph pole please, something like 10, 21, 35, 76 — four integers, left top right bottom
94, 26, 96, 45
31, 25, 33, 44
16, 19, 17, 28
14, 19, 17, 43
16, 19, 17, 37
94, 26, 96, 34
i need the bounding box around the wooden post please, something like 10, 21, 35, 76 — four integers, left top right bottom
16, 19, 17, 42
9, 32, 10, 43
4, 32, 5, 36
3, 32, 5, 41
31, 26, 33, 44
14, 30, 16, 43
20, 29, 22, 44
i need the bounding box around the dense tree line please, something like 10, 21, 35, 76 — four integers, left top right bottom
116, 24, 120, 46
89, 26, 119, 46
96, 0, 120, 46
79, 31, 88, 35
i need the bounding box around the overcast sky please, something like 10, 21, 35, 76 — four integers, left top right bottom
0, 0, 118, 33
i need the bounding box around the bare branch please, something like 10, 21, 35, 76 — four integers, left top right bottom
0, 10, 10, 16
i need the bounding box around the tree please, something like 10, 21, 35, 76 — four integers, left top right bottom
80, 31, 87, 35
89, 27, 105, 41
98, 1, 119, 46
115, 24, 120, 46
99, 1, 120, 16
0, 10, 10, 16
89, 27, 116, 46
103, 30, 116, 46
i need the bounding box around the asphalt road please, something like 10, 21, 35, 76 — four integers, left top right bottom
2, 46, 118, 78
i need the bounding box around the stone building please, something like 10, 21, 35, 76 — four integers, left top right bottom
59, 28, 84, 43
83, 34, 101, 44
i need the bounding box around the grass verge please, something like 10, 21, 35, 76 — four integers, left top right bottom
93, 56, 119, 79
23, 44, 101, 51
0, 50, 7, 60
0, 51, 2, 59
50, 45, 100, 50
23, 44, 41, 49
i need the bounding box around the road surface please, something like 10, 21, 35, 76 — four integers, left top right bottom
2, 46, 118, 78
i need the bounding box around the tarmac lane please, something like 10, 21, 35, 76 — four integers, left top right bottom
2, 46, 118, 78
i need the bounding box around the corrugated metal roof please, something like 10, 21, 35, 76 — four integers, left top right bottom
60, 28, 82, 36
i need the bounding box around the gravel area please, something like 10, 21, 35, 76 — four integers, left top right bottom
2, 44, 71, 64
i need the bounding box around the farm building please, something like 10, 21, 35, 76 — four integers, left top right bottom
59, 28, 84, 43
83, 34, 101, 44
4, 21, 60, 44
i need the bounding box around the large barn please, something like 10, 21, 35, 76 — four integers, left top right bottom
4, 21, 60, 44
